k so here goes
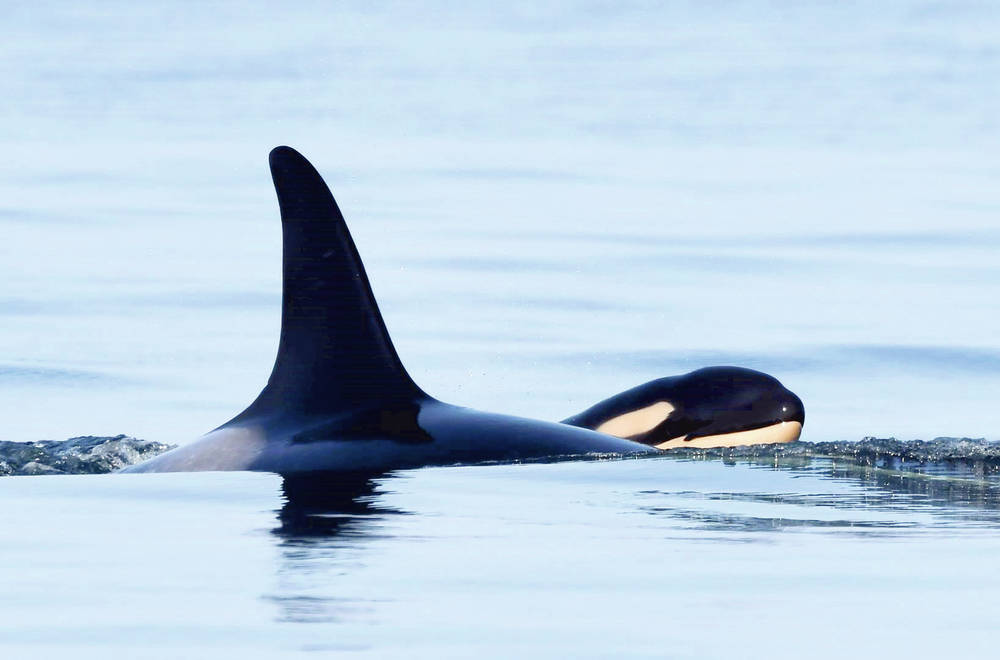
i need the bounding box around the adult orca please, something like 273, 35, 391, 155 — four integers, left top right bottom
126, 147, 654, 475
124, 147, 803, 476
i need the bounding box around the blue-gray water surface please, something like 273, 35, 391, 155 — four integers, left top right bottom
3, 1, 1000, 657
3, 1, 1000, 444
4, 458, 1000, 658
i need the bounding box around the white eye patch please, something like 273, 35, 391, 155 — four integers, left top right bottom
596, 401, 675, 439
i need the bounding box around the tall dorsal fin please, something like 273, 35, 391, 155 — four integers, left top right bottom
235, 146, 426, 420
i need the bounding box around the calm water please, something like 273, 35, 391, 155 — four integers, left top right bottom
2, 1, 1000, 444
3, 458, 1000, 658
2, 1, 1000, 656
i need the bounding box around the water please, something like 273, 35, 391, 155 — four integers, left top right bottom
2, 1, 1000, 655
3, 458, 1000, 658
2, 1, 1000, 444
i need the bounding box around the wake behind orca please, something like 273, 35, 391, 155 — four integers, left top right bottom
125, 147, 803, 476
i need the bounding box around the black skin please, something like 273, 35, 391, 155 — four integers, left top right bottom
124, 146, 655, 476
563, 366, 805, 445
124, 147, 803, 476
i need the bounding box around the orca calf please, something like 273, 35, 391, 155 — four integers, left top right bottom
563, 367, 803, 449
125, 147, 803, 476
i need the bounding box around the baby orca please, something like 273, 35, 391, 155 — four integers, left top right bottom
125, 147, 658, 475
563, 366, 804, 449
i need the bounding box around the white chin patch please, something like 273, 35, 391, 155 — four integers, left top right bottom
654, 421, 802, 451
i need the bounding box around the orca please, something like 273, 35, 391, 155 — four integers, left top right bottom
563, 367, 804, 449
125, 147, 657, 475
124, 147, 803, 476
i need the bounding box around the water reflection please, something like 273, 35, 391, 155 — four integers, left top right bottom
266, 471, 404, 625
274, 470, 404, 538
640, 454, 1000, 536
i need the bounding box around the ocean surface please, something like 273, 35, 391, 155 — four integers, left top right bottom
2, 1, 1000, 656
4, 457, 1000, 658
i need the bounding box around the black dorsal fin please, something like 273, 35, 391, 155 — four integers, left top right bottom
234, 146, 426, 420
